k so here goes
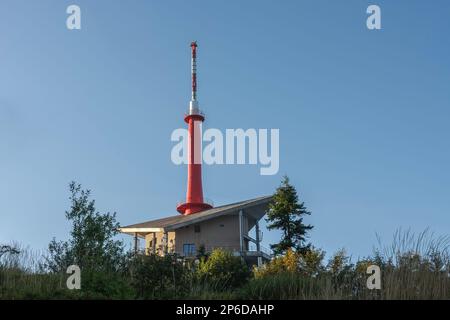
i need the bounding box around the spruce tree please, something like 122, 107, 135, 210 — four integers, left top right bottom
266, 176, 313, 255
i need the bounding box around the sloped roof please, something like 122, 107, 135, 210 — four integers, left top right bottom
120, 195, 272, 234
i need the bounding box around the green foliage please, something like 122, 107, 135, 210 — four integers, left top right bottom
129, 254, 190, 299
3, 182, 450, 301
327, 249, 351, 275
2, 229, 450, 299
196, 249, 250, 290
298, 247, 326, 276
196, 244, 208, 260
247, 229, 450, 300
239, 272, 335, 300
254, 247, 325, 278
42, 182, 132, 299
78, 270, 134, 299
46, 182, 127, 274
0, 245, 75, 299
266, 176, 313, 255
253, 249, 299, 278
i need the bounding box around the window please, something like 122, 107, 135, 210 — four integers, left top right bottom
194, 225, 201, 233
183, 244, 196, 256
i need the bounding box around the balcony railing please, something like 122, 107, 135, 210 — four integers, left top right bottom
187, 245, 272, 258
248, 243, 273, 256
185, 108, 205, 117
141, 243, 273, 258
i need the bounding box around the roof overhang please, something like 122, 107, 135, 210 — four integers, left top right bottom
165, 199, 270, 231
119, 227, 164, 237
119, 195, 273, 236
119, 227, 164, 233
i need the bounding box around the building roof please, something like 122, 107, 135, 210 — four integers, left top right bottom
119, 195, 272, 236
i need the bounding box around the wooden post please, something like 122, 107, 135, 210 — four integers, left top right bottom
239, 210, 244, 255
163, 232, 168, 255
152, 232, 156, 254
134, 233, 138, 255
255, 220, 262, 267
255, 220, 261, 251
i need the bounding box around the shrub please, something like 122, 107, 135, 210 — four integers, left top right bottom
254, 248, 325, 278
76, 270, 134, 299
196, 249, 250, 290
254, 249, 299, 278
299, 247, 325, 276
129, 254, 190, 299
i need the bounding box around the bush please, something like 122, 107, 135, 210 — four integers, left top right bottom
76, 270, 134, 299
196, 249, 250, 290
254, 248, 325, 278
129, 254, 190, 299
253, 249, 299, 278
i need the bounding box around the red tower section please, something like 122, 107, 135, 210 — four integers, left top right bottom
176, 42, 213, 215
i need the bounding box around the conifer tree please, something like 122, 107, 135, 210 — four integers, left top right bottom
266, 176, 313, 255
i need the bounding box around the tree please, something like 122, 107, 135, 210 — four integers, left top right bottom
46, 182, 126, 274
266, 176, 313, 255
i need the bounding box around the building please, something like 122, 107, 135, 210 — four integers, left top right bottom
119, 42, 272, 266
120, 196, 272, 265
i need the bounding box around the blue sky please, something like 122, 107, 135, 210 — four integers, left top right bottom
0, 0, 449, 259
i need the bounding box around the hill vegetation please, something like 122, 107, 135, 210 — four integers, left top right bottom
1, 181, 449, 299
1, 229, 449, 299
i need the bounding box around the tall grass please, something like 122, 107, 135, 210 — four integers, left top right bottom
238, 229, 450, 300
0, 243, 72, 299
373, 228, 450, 299
1, 229, 449, 299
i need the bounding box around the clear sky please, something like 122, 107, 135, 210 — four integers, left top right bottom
1, 0, 449, 259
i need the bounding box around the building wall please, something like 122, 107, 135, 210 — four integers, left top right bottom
175, 214, 247, 255
143, 214, 250, 257
144, 231, 176, 254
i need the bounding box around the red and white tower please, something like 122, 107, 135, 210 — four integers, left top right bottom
176, 41, 213, 215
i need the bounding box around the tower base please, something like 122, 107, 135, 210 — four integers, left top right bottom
176, 202, 213, 215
